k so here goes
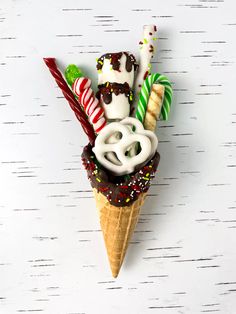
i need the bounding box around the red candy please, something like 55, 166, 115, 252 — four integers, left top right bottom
73, 77, 106, 133
43, 58, 96, 145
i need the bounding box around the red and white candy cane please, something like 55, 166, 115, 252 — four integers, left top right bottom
73, 77, 106, 133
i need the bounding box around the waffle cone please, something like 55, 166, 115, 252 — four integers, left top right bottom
93, 189, 147, 278
144, 83, 165, 131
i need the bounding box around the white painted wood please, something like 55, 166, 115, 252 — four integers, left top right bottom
1, 0, 236, 313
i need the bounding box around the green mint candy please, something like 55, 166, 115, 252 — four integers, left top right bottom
65, 64, 83, 87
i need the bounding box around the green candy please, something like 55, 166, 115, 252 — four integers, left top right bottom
65, 64, 84, 87
135, 73, 173, 123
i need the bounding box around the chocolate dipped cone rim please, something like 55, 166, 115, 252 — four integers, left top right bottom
82, 144, 160, 207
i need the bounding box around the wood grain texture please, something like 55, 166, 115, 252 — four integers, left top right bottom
0, 0, 236, 313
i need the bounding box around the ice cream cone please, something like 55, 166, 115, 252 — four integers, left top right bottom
82, 144, 160, 277
93, 189, 147, 277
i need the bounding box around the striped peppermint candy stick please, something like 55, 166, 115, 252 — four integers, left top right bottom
135, 73, 173, 123
73, 77, 107, 133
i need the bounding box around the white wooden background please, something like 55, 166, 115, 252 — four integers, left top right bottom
1, 0, 236, 313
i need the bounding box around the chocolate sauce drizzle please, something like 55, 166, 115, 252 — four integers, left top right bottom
96, 52, 138, 72
82, 144, 160, 207
97, 82, 133, 105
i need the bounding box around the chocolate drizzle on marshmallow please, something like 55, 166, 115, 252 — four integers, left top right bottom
97, 82, 133, 105
96, 51, 137, 120
97, 52, 138, 73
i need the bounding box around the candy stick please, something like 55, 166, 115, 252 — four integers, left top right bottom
43, 58, 96, 145
135, 73, 173, 123
132, 25, 157, 113
143, 83, 165, 131
73, 77, 107, 133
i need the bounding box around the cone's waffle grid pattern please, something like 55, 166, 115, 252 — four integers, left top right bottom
93, 189, 147, 277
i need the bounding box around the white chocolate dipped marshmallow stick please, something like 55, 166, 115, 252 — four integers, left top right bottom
96, 52, 136, 121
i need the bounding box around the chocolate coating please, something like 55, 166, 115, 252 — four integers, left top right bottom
96, 52, 138, 72
97, 82, 133, 105
82, 144, 160, 207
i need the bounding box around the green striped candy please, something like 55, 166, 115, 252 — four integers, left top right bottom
135, 73, 173, 123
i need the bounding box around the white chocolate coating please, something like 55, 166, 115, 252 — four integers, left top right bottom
92, 117, 158, 176
101, 93, 130, 120
120, 117, 157, 157
133, 25, 157, 113
97, 52, 135, 120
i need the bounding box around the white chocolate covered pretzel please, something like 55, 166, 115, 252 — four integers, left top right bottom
92, 117, 158, 175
